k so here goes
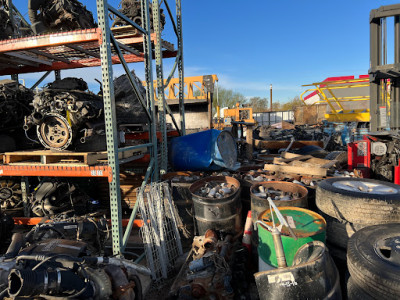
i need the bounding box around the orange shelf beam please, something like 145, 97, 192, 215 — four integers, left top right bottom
14, 217, 143, 228
0, 165, 113, 182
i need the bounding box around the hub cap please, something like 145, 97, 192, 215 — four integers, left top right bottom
332, 180, 398, 195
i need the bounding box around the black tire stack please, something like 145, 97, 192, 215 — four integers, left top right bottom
316, 177, 400, 299
347, 224, 400, 300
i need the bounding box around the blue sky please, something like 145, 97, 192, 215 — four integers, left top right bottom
8, 0, 400, 103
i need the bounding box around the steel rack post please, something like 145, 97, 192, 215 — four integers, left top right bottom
121, 0, 158, 251
141, 0, 159, 181
176, 0, 185, 135
152, 0, 168, 174
96, 0, 123, 255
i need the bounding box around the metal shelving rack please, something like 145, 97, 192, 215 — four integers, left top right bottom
0, 0, 185, 256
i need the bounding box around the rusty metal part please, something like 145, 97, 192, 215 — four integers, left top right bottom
0, 178, 23, 215
0, 80, 33, 131
30, 0, 96, 34
251, 181, 308, 225
24, 78, 105, 150
172, 231, 235, 299
111, 0, 166, 32
204, 229, 218, 249
37, 113, 72, 150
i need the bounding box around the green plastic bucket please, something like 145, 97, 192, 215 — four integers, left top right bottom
257, 207, 326, 268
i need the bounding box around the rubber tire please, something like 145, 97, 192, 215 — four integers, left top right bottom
320, 211, 366, 249
316, 178, 400, 224
326, 242, 347, 266
347, 224, 400, 299
347, 277, 375, 300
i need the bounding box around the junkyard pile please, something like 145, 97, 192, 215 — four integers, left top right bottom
0, 1, 399, 300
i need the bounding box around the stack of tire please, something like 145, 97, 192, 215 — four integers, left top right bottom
316, 177, 400, 299
347, 224, 400, 299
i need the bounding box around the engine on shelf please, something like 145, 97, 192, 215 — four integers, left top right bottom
111, 0, 166, 32
0, 1, 31, 39
24, 77, 105, 151
28, 0, 96, 35
29, 178, 96, 217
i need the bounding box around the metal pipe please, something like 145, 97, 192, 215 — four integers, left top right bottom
270, 84, 273, 111
109, 34, 152, 122
30, 71, 51, 90
118, 143, 153, 153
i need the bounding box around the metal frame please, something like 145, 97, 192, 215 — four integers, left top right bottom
301, 78, 372, 123
0, 0, 185, 256
370, 4, 400, 130
97, 0, 185, 255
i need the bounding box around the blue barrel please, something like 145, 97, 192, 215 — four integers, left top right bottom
169, 129, 237, 171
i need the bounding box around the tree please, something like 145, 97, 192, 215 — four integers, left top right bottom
247, 97, 269, 112
271, 102, 281, 111
280, 96, 303, 111
212, 87, 246, 110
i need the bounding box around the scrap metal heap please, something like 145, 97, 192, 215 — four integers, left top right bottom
29, 178, 94, 217
113, 70, 149, 124
0, 216, 148, 299
0, 80, 35, 152
28, 0, 96, 34
111, 0, 166, 32
0, 1, 31, 39
0, 80, 33, 131
24, 78, 105, 151
170, 230, 249, 299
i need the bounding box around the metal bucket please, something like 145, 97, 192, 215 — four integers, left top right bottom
251, 181, 308, 226
257, 207, 326, 267
255, 241, 341, 300
190, 176, 241, 235
169, 129, 237, 171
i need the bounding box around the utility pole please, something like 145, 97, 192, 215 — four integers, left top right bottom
270, 84, 273, 111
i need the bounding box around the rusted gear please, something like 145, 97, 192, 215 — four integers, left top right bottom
0, 179, 23, 212
37, 113, 73, 150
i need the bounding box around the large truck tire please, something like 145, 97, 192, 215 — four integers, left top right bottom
316, 178, 400, 224
347, 224, 400, 300
347, 277, 375, 300
320, 212, 366, 249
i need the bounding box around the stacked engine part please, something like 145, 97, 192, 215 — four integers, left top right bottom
24, 77, 105, 151
0, 1, 16, 39
113, 70, 149, 124
111, 0, 166, 33
0, 80, 33, 131
0, 1, 31, 39
21, 216, 109, 255
0, 80, 35, 152
171, 230, 250, 299
28, 0, 96, 34
0, 224, 147, 299
29, 178, 94, 217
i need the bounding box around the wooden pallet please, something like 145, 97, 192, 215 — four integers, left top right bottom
3, 147, 147, 166
264, 152, 336, 177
